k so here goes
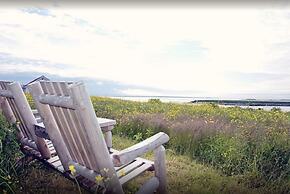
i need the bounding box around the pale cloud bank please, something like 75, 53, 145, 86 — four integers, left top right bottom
0, 7, 290, 98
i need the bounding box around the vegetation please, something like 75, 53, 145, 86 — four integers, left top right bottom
91, 96, 290, 193
2, 95, 290, 193
0, 115, 23, 193
0, 133, 276, 194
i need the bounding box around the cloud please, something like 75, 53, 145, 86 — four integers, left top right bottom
0, 52, 69, 68
21, 8, 54, 17
0, 8, 290, 98
226, 72, 290, 83
0, 52, 74, 76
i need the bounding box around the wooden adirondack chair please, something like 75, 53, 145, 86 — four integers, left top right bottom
0, 81, 52, 159
28, 81, 169, 194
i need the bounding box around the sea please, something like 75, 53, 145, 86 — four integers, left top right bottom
110, 96, 290, 112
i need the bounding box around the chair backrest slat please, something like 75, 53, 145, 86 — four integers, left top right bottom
9, 98, 32, 138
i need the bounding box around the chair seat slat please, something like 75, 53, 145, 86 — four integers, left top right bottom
119, 163, 153, 185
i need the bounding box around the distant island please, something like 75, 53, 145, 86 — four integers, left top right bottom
191, 99, 290, 106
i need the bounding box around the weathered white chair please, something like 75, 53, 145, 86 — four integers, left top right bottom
29, 81, 169, 194
0, 81, 51, 159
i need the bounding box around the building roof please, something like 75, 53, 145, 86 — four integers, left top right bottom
22, 75, 50, 90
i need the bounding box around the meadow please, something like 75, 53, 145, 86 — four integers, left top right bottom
1, 96, 290, 193
91, 97, 290, 193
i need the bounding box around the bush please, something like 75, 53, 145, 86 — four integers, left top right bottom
256, 133, 290, 182
271, 107, 282, 112
148, 99, 162, 104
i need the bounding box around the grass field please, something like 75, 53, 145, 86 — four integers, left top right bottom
1, 96, 290, 193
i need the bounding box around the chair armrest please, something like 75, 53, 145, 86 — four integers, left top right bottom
112, 132, 169, 167
98, 118, 116, 130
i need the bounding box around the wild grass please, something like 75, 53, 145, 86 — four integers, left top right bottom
2, 134, 274, 194
5, 134, 287, 194
91, 97, 290, 192
0, 115, 23, 193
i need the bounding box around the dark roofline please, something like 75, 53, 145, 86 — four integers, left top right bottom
22, 75, 50, 88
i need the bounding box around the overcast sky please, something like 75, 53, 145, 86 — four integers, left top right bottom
1, 5, 290, 98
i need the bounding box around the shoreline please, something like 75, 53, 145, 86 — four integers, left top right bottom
109, 96, 290, 112
191, 99, 290, 106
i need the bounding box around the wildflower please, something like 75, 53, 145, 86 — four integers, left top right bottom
119, 169, 126, 177
95, 175, 104, 183
103, 168, 109, 173
69, 165, 76, 176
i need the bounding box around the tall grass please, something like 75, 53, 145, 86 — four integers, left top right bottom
0, 114, 22, 193
91, 97, 290, 191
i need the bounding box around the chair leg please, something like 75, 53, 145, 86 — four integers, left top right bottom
104, 131, 113, 149
136, 177, 160, 194
36, 137, 51, 159
154, 145, 168, 194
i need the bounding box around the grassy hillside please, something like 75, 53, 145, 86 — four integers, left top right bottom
2, 96, 290, 193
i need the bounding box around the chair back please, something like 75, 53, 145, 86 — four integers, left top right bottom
0, 81, 37, 141
29, 81, 122, 193
0, 81, 51, 158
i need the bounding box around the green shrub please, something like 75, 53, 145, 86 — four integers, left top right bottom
256, 133, 290, 182
148, 99, 162, 104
